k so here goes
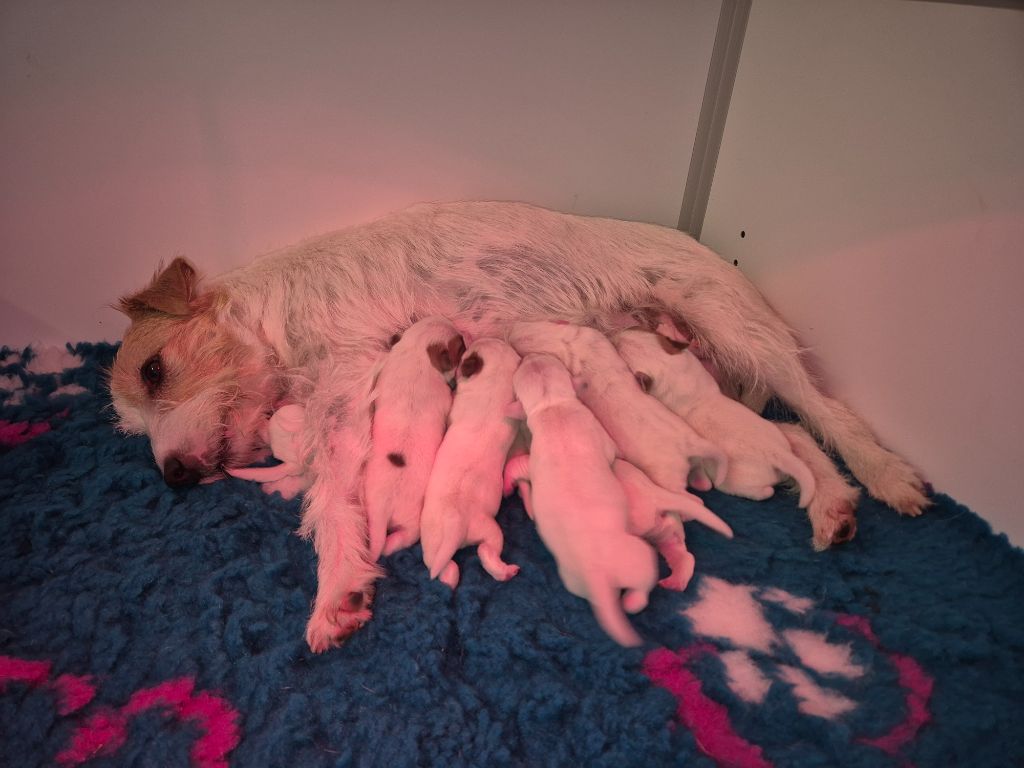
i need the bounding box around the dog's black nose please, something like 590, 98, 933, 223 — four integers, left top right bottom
163, 456, 201, 488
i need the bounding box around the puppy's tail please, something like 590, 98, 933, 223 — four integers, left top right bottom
648, 484, 733, 539
502, 453, 531, 497
774, 450, 817, 509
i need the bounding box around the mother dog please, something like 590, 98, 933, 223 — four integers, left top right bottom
109, 201, 928, 652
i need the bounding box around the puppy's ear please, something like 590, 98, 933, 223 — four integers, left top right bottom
118, 258, 199, 318
635, 372, 654, 393
427, 342, 454, 373
459, 352, 484, 379
656, 334, 690, 355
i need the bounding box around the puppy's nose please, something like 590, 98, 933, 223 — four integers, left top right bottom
163, 455, 202, 488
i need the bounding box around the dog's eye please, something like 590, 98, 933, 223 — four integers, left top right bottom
140, 355, 164, 391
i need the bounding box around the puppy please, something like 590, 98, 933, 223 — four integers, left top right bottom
364, 317, 465, 561
227, 403, 310, 499
507, 320, 729, 492
420, 339, 522, 588
504, 454, 731, 592
614, 328, 816, 507
509, 354, 657, 647
111, 201, 928, 651
612, 459, 732, 591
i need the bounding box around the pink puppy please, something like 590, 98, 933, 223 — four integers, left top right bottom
614, 328, 816, 506
420, 338, 522, 588
507, 353, 657, 647
364, 317, 465, 560
507, 321, 727, 493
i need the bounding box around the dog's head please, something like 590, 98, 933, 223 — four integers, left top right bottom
110, 258, 279, 486
511, 353, 577, 415
612, 328, 692, 395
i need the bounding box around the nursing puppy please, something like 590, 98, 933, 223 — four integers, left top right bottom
420, 339, 522, 588
510, 354, 657, 647
614, 328, 816, 508
507, 320, 729, 492
364, 317, 465, 561
110, 200, 928, 652
227, 403, 310, 499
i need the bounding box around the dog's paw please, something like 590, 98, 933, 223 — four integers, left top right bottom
860, 454, 932, 517
305, 599, 373, 654
809, 498, 858, 551
305, 586, 376, 653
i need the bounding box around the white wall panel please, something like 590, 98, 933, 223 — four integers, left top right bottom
703, 0, 1024, 543
0, 0, 720, 345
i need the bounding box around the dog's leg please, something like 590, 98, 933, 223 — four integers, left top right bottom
299, 361, 384, 653
651, 273, 929, 516
776, 423, 860, 550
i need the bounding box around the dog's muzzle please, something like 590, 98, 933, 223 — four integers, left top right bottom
163, 455, 202, 488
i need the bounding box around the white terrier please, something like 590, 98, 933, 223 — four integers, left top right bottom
508, 354, 657, 647
364, 317, 465, 561
507, 320, 729, 492
109, 201, 927, 651
420, 339, 522, 589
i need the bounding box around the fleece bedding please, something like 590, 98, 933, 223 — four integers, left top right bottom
1, 342, 1022, 768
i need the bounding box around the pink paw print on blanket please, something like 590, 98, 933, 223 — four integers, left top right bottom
643, 577, 934, 768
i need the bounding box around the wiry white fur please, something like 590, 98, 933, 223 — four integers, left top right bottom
420, 339, 522, 588
112, 200, 928, 652
507, 321, 729, 492
614, 328, 816, 507
509, 354, 657, 647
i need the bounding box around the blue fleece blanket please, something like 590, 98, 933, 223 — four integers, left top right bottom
1, 343, 1022, 768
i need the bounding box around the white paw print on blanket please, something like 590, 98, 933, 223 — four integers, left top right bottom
1, 346, 86, 406
682, 577, 865, 718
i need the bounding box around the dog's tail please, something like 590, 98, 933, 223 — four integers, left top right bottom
502, 453, 530, 497
774, 450, 817, 509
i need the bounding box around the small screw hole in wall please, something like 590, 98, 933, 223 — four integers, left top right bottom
733, 259, 739, 266
740, 230, 746, 238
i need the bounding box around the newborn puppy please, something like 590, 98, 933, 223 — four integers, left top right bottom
227, 403, 310, 499
420, 339, 522, 588
508, 321, 728, 493
503, 454, 732, 591
364, 317, 465, 560
614, 328, 815, 506
509, 353, 657, 647
612, 460, 732, 591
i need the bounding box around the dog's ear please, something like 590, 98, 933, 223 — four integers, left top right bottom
656, 334, 689, 355
634, 372, 653, 393
118, 258, 199, 318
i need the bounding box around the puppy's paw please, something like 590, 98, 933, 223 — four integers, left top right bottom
658, 553, 696, 592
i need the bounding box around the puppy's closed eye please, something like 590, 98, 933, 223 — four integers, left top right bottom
141, 354, 164, 393
634, 372, 653, 393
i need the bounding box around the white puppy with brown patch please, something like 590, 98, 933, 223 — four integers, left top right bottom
614, 328, 816, 507
420, 338, 522, 588
507, 320, 729, 493
364, 317, 465, 561
109, 201, 928, 651
509, 353, 657, 647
